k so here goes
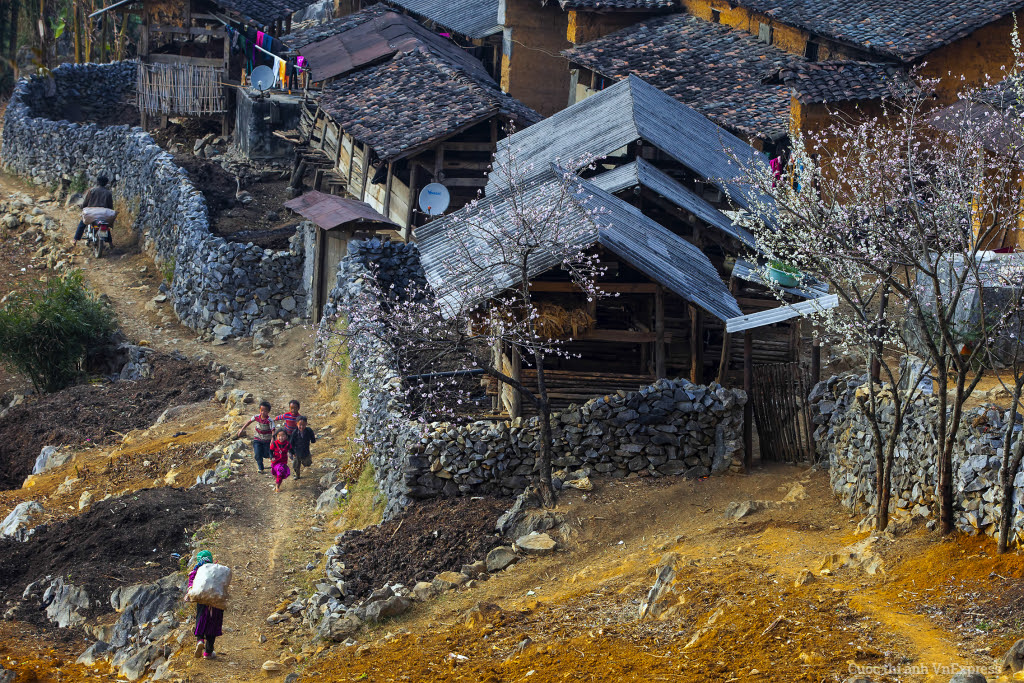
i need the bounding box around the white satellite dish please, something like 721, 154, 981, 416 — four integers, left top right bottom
250, 65, 276, 92
418, 183, 450, 216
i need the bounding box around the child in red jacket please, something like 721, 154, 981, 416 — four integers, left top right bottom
270, 428, 292, 493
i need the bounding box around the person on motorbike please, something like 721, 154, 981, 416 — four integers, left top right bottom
73, 175, 114, 246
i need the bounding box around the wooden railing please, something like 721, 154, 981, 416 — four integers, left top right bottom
136, 61, 226, 115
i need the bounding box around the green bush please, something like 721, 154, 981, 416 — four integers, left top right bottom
0, 271, 117, 392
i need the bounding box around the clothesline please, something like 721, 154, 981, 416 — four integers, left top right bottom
211, 11, 309, 72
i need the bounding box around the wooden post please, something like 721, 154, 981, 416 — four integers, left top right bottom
508, 345, 522, 420
716, 277, 737, 383
654, 286, 666, 379
359, 142, 371, 200
743, 331, 753, 472
811, 338, 821, 387
689, 305, 704, 385
404, 162, 418, 241
382, 160, 395, 220
433, 143, 445, 181
346, 134, 356, 188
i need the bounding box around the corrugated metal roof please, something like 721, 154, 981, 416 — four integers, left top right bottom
416, 166, 741, 321
486, 75, 771, 213
731, 259, 829, 299
590, 158, 756, 248
283, 190, 396, 230
726, 294, 839, 333
384, 0, 501, 38
299, 9, 493, 83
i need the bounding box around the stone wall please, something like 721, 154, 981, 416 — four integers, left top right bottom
1, 62, 307, 339
810, 373, 1024, 544
321, 238, 746, 520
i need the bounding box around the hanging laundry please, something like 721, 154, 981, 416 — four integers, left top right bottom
276, 57, 286, 87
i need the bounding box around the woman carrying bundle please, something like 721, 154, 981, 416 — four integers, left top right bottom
188, 550, 225, 658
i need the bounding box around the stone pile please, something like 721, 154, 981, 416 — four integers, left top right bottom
404, 377, 746, 500
1, 62, 309, 340
810, 373, 1024, 544
317, 239, 745, 520
0, 192, 75, 275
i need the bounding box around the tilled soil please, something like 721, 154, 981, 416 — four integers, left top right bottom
335, 497, 509, 599
0, 487, 222, 618
0, 354, 216, 490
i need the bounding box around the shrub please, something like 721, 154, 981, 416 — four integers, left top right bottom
0, 271, 117, 392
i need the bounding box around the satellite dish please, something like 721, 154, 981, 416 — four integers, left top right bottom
418, 183, 450, 216
250, 65, 276, 92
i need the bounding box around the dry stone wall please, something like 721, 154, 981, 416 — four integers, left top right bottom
810, 373, 1024, 545
1, 61, 307, 338
321, 238, 746, 520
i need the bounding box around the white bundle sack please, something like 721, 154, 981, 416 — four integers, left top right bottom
82, 206, 117, 225
186, 563, 232, 610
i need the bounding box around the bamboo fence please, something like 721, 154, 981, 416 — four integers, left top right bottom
136, 62, 226, 115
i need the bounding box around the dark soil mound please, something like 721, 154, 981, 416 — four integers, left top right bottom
336, 497, 508, 599
0, 487, 221, 614
0, 354, 216, 490
174, 154, 238, 215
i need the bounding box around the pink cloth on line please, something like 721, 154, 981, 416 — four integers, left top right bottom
256, 30, 265, 48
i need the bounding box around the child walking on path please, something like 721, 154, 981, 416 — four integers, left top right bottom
275, 400, 301, 437
236, 401, 274, 473
289, 416, 316, 480
188, 550, 224, 659
270, 428, 291, 493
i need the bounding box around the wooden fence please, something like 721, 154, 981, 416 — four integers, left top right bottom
137, 62, 226, 116
751, 361, 816, 463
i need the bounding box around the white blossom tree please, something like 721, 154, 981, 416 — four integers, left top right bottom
330, 150, 612, 508
737, 61, 1024, 535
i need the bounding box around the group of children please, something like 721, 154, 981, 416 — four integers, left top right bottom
235, 399, 317, 493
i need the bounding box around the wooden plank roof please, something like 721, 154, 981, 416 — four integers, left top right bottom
283, 190, 396, 230
486, 75, 772, 214
383, 0, 501, 38
590, 158, 756, 248
415, 165, 742, 321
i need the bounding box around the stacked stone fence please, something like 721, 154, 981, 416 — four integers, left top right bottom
1, 61, 307, 338
319, 238, 747, 520
810, 373, 1024, 545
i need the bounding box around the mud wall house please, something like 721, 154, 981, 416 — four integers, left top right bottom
562, 12, 800, 153
284, 7, 539, 235
93, 0, 318, 133
678, 0, 1024, 106
467, 75, 833, 410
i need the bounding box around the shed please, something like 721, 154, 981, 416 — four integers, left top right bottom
284, 190, 398, 320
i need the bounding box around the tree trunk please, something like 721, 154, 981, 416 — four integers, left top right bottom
934, 357, 948, 530
534, 352, 555, 508
72, 0, 81, 63
998, 380, 1024, 553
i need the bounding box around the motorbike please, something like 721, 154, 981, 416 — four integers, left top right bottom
84, 219, 112, 258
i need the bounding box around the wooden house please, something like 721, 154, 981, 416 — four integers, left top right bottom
283, 190, 399, 319
93, 0, 317, 132
283, 7, 539, 237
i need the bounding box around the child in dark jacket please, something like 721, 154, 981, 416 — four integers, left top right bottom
289, 416, 315, 480
270, 428, 291, 493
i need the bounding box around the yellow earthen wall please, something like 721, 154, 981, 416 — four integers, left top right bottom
500, 0, 572, 116
919, 15, 1017, 105
567, 10, 644, 45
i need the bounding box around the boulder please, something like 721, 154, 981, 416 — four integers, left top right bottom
316, 483, 348, 513
253, 326, 275, 349
363, 596, 411, 623
514, 532, 556, 555
1004, 638, 1024, 674
0, 500, 45, 541
120, 643, 160, 681
262, 661, 283, 672
32, 445, 71, 474
431, 572, 468, 591
76, 641, 110, 666
79, 490, 93, 509
320, 613, 361, 641
485, 547, 518, 573
949, 673, 987, 683
44, 577, 90, 628
410, 581, 437, 602
723, 500, 772, 520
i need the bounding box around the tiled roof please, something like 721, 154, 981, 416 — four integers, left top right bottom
556, 0, 677, 10
774, 61, 913, 103
280, 3, 391, 50
214, 0, 318, 26
383, 0, 501, 38
563, 13, 799, 139
734, 0, 1024, 62
317, 49, 540, 161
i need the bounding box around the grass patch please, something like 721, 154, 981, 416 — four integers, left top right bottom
159, 255, 175, 285
335, 460, 383, 531
69, 172, 89, 195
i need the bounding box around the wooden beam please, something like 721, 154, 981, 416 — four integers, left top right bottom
580, 330, 674, 343
811, 338, 821, 387
689, 304, 704, 385
508, 344, 522, 420
404, 162, 418, 241
716, 277, 737, 383
743, 331, 753, 471
146, 54, 224, 67
431, 177, 485, 188
148, 25, 224, 36
654, 286, 665, 379
441, 141, 495, 152
433, 143, 445, 180
359, 142, 371, 201
529, 281, 659, 294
